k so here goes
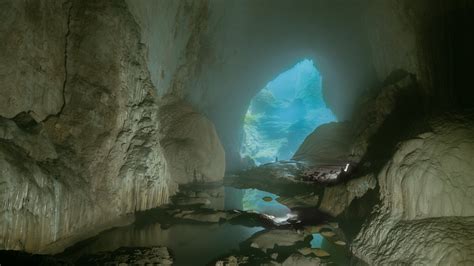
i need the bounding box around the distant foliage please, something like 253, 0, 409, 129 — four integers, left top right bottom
241, 59, 336, 164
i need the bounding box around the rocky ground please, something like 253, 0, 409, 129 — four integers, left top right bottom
60, 167, 355, 265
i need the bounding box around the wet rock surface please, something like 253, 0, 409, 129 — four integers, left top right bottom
48, 177, 352, 265
282, 253, 323, 265
319, 174, 376, 217
276, 192, 320, 209
247, 229, 311, 252
76, 246, 173, 266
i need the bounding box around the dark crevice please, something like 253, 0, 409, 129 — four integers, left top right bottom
12, 112, 40, 133
43, 1, 73, 123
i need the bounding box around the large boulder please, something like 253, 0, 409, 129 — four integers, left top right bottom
159, 98, 226, 184
292, 122, 354, 166
318, 174, 376, 217
352, 113, 474, 264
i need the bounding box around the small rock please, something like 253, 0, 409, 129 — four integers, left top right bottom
248, 229, 309, 252
282, 253, 322, 266
313, 249, 330, 257
334, 240, 346, 246
262, 196, 273, 202
271, 253, 278, 259
304, 225, 323, 234
251, 242, 260, 249
298, 247, 313, 256
328, 222, 339, 228
320, 231, 336, 238
215, 255, 249, 266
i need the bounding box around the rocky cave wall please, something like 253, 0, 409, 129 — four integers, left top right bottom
293, 0, 474, 264
1, 0, 473, 262
125, 0, 377, 171
0, 0, 224, 253
1, 0, 377, 253
351, 0, 474, 264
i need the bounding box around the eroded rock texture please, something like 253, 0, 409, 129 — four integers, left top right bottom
0, 0, 67, 120
318, 174, 376, 217
159, 97, 225, 184
0, 0, 224, 253
0, 0, 171, 253
292, 122, 354, 166
352, 114, 474, 264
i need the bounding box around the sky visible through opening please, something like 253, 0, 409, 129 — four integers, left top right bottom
241, 59, 337, 165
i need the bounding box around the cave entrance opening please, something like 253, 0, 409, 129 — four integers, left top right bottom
241, 59, 337, 165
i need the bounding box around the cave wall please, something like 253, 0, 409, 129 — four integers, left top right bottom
0, 0, 67, 120
352, 0, 474, 263
352, 114, 474, 265
193, 0, 377, 170
290, 0, 474, 263
125, 0, 377, 170
0, 0, 224, 253
366, 0, 474, 110
2, 0, 473, 260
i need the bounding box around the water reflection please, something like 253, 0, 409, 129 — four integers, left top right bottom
61, 185, 353, 265
63, 221, 263, 266
224, 187, 291, 217
311, 233, 350, 265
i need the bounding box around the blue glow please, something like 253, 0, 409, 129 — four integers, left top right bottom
241, 59, 337, 164
311, 233, 324, 248
224, 187, 291, 218
242, 189, 290, 218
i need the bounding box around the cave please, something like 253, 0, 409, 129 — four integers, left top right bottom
1, 0, 474, 265
241, 59, 336, 165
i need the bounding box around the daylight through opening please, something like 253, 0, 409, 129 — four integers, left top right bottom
241, 59, 337, 165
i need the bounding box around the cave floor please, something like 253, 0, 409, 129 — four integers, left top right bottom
0, 162, 361, 265
56, 164, 358, 265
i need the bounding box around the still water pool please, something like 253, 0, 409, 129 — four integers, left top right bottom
60, 186, 352, 265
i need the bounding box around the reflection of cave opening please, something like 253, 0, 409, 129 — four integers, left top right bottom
241, 59, 337, 165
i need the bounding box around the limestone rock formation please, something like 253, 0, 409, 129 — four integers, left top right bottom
319, 174, 376, 217
159, 98, 226, 184
249, 229, 310, 253
276, 193, 320, 209
76, 246, 173, 265
352, 114, 474, 264
0, 0, 174, 253
292, 122, 354, 166
0, 0, 224, 254
281, 253, 322, 266
350, 73, 419, 161
0, 0, 68, 120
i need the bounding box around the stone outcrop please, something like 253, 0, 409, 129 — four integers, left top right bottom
159, 97, 225, 184
0, 0, 224, 254
0, 0, 68, 121
248, 229, 310, 253
0, 0, 173, 253
319, 174, 376, 217
76, 246, 173, 265
293, 122, 355, 166
352, 114, 474, 264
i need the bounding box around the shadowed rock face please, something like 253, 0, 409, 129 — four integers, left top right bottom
351, 114, 474, 264
1, 0, 474, 263
0, 0, 67, 120
292, 122, 354, 166
0, 0, 224, 253
0, 0, 172, 253
159, 97, 225, 184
